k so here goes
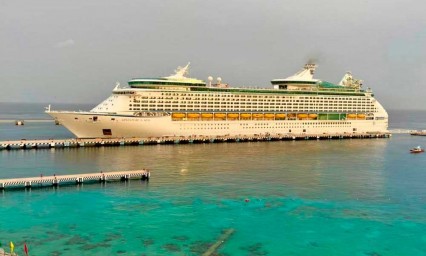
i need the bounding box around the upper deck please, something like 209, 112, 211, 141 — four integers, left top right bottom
129, 63, 206, 88
123, 63, 371, 97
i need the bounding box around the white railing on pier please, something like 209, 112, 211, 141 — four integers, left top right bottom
0, 170, 150, 189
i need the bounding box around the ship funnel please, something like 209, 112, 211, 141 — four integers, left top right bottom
166, 63, 191, 79
284, 63, 318, 81
304, 63, 317, 75
114, 82, 120, 90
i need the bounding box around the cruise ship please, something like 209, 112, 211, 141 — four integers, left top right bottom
46, 63, 389, 138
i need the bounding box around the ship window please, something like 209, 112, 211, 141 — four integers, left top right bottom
102, 129, 112, 136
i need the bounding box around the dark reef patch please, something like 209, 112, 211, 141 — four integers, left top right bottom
365, 252, 381, 256
163, 243, 181, 252
173, 235, 189, 241
65, 235, 88, 245
79, 242, 111, 250
103, 233, 122, 242
308, 241, 319, 247
143, 239, 155, 247
190, 241, 213, 254
240, 242, 268, 256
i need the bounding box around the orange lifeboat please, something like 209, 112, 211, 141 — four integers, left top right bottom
214, 113, 226, 119
201, 113, 213, 118
347, 114, 357, 119
275, 113, 286, 119
357, 114, 366, 119
187, 113, 200, 118
287, 113, 296, 119
297, 113, 308, 119
308, 114, 318, 119
252, 113, 264, 119
172, 113, 186, 119
240, 113, 252, 119
264, 113, 275, 119
227, 113, 239, 119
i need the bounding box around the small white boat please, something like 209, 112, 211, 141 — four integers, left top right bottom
15, 120, 24, 126
410, 146, 424, 153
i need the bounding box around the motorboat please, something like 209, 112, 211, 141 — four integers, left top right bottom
410, 146, 424, 153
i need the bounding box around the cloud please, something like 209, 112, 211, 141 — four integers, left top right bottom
54, 39, 75, 48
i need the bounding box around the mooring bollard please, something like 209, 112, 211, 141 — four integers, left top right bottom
121, 174, 130, 181
24, 181, 32, 188
142, 172, 148, 181
53, 176, 59, 187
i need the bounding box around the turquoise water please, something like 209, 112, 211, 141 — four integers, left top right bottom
1, 105, 426, 255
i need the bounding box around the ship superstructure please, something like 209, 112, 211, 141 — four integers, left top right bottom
46, 63, 388, 138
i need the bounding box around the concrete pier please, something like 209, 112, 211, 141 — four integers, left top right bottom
0, 170, 150, 190
0, 132, 391, 151
202, 229, 235, 256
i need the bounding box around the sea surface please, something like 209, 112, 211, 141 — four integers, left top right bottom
1, 104, 426, 255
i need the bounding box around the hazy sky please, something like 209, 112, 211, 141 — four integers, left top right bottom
1, 0, 426, 109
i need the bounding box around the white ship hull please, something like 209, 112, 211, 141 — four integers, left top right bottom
46, 63, 389, 138
47, 111, 388, 139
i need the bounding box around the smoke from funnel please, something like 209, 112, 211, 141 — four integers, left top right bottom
307, 58, 319, 65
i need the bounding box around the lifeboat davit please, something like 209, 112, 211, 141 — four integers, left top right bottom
240, 113, 252, 119
275, 113, 286, 119
172, 113, 186, 118
187, 113, 200, 118
201, 113, 213, 118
